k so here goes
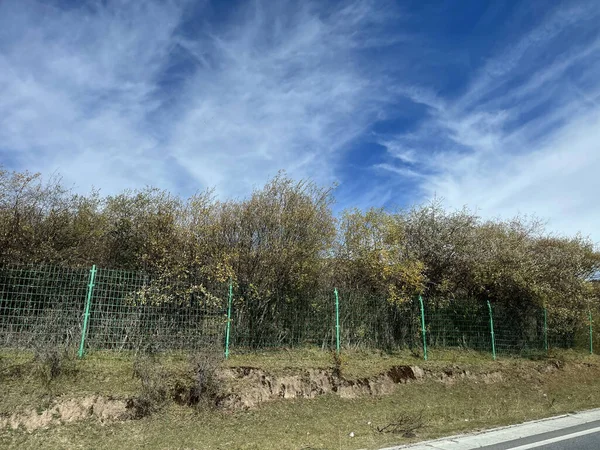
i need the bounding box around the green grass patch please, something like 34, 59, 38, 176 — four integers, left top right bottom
1, 347, 600, 449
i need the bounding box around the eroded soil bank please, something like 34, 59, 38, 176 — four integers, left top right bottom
218, 363, 508, 408
1, 360, 567, 431
0, 395, 128, 432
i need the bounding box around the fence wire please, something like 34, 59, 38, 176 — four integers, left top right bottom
425, 300, 490, 352
337, 290, 420, 351
0, 264, 227, 353
0, 264, 88, 349
0, 263, 596, 358
229, 286, 340, 349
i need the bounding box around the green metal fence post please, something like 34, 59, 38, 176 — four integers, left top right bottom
334, 288, 340, 355
543, 307, 548, 353
78, 265, 97, 358
418, 295, 428, 361
589, 311, 594, 355
486, 300, 496, 361
224, 280, 233, 359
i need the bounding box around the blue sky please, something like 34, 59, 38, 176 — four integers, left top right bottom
1, 0, 599, 242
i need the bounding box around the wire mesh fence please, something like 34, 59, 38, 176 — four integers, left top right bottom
337, 290, 421, 351
547, 309, 596, 353
0, 264, 227, 354
0, 264, 88, 349
0, 263, 596, 359
425, 300, 491, 353
228, 287, 336, 349
86, 267, 228, 352
492, 303, 546, 356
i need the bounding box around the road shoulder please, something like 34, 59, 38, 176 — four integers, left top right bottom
381, 408, 600, 450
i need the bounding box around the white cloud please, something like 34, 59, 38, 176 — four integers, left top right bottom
425, 109, 600, 236
378, 140, 418, 164
0, 0, 403, 198
2, 0, 599, 243
380, 2, 600, 243
0, 0, 183, 193
374, 163, 421, 179
166, 1, 398, 197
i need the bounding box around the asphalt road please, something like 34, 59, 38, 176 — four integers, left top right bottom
539, 433, 600, 450
478, 419, 600, 449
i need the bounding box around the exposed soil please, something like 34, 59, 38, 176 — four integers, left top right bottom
217, 360, 571, 408
218, 363, 510, 408
0, 395, 128, 432
1, 360, 566, 431
426, 366, 504, 386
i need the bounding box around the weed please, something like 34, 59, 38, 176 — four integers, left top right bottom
170, 351, 222, 408
188, 350, 223, 407
331, 350, 347, 378
31, 346, 77, 387
128, 348, 223, 417
128, 355, 168, 418
376, 410, 425, 437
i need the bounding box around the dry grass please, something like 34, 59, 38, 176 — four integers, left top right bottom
1, 347, 600, 449
0, 350, 139, 416
223, 346, 497, 379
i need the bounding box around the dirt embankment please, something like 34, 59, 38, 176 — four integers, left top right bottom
0, 395, 128, 432
218, 364, 509, 408
0, 360, 569, 432
219, 365, 425, 408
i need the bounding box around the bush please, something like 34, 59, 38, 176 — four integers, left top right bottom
170, 351, 222, 408
32, 345, 77, 387
129, 349, 223, 418
128, 354, 168, 418
331, 350, 347, 378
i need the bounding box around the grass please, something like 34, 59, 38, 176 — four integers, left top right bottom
223, 346, 503, 379
0, 349, 139, 416
1, 347, 600, 449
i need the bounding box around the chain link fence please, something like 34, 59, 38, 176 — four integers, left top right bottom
0, 264, 227, 354
0, 263, 596, 359
228, 287, 335, 350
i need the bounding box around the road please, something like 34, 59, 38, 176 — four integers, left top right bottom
478, 420, 600, 449
382, 408, 600, 450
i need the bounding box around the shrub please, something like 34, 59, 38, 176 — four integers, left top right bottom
32, 345, 77, 387
128, 354, 168, 418
129, 348, 223, 418
331, 350, 347, 378
170, 351, 223, 408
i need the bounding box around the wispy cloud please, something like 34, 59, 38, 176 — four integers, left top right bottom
0, 0, 184, 191
1, 0, 599, 241
165, 0, 407, 197
0, 0, 404, 197
378, 1, 600, 241
374, 163, 422, 179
